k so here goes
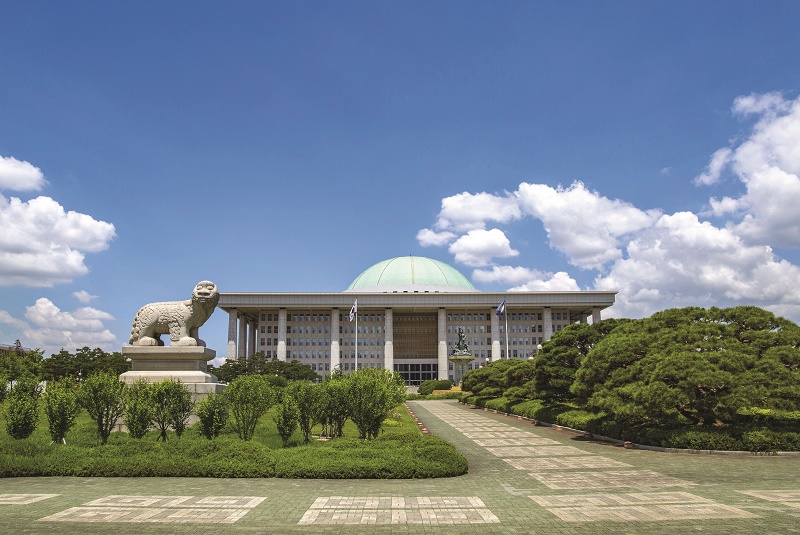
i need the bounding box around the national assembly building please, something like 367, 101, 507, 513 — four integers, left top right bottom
218, 256, 616, 385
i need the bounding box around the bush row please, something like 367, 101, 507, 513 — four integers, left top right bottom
462, 394, 800, 452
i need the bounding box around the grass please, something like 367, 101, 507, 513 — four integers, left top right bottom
0, 401, 468, 478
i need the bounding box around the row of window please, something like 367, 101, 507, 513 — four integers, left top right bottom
260, 310, 574, 326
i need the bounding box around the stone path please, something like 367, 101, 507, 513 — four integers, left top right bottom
1, 399, 799, 533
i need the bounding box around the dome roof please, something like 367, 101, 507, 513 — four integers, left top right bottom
346, 256, 478, 293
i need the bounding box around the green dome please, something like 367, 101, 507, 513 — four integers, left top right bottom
346, 256, 477, 293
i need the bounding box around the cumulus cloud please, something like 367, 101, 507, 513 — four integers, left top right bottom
515, 182, 662, 270
0, 298, 118, 354
694, 147, 733, 186
72, 290, 98, 304
509, 271, 581, 292
416, 228, 457, 247
696, 92, 800, 247
448, 228, 518, 267
0, 155, 46, 192
595, 211, 800, 319
434, 191, 521, 232
0, 194, 116, 286
416, 92, 800, 324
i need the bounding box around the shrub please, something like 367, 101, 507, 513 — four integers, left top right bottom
196, 393, 229, 440
662, 429, 744, 451
226, 375, 276, 441
348, 368, 406, 440
313, 377, 350, 438
417, 380, 453, 396
10, 375, 43, 398
741, 429, 800, 452
274, 399, 299, 447
43, 381, 81, 444
285, 381, 317, 443
123, 379, 154, 439
6, 392, 39, 439
150, 379, 194, 441
79, 371, 126, 445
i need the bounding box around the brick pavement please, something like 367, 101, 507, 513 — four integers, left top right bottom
1, 399, 799, 534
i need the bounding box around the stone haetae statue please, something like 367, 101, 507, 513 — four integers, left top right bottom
129, 281, 220, 347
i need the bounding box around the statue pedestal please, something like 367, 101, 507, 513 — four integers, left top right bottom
120, 346, 224, 398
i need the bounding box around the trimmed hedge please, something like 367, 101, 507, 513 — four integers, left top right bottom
417, 380, 453, 396
462, 396, 800, 452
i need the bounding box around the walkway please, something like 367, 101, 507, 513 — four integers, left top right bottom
1, 400, 799, 533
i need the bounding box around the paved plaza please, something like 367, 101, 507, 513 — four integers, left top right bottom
1, 400, 799, 534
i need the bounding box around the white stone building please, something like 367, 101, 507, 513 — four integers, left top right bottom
218, 256, 615, 384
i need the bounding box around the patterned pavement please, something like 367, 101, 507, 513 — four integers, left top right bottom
1, 399, 799, 534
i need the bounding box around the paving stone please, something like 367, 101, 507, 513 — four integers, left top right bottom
0, 400, 797, 534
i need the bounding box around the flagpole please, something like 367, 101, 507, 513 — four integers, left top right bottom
505, 306, 509, 359
355, 306, 358, 372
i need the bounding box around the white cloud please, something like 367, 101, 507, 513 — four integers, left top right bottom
694, 147, 732, 186
416, 93, 800, 325
472, 265, 580, 291
516, 182, 662, 270
416, 228, 457, 247
0, 194, 116, 286
73, 290, 98, 303
595, 211, 800, 319
0, 298, 118, 355
697, 93, 800, 247
472, 265, 549, 286
435, 191, 521, 232
448, 228, 519, 267
0, 155, 46, 192
508, 271, 581, 292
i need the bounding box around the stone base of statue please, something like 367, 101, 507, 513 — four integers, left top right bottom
449, 351, 474, 386
120, 346, 225, 400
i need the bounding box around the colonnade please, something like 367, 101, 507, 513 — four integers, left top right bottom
225, 306, 603, 381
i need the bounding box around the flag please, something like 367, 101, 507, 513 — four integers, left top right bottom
349, 299, 358, 322
496, 299, 506, 316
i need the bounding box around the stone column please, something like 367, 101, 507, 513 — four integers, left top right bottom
437, 308, 448, 380
491, 308, 500, 361
543, 307, 553, 341
330, 308, 340, 371
580, 315, 588, 324
592, 307, 602, 324
384, 308, 393, 373
277, 308, 287, 362
227, 309, 237, 360
248, 319, 257, 357
238, 315, 247, 358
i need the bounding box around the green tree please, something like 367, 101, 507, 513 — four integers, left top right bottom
79, 371, 126, 445
0, 341, 43, 382
313, 376, 350, 438
532, 319, 626, 401
196, 392, 229, 440
461, 359, 527, 397
274, 398, 299, 447
5, 386, 39, 440
123, 379, 155, 439
225, 374, 276, 440
209, 353, 317, 383
150, 379, 194, 441
41, 347, 130, 382
348, 368, 406, 440
573, 307, 800, 429
43, 381, 81, 444
285, 381, 317, 443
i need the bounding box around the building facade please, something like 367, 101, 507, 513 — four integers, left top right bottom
217, 256, 616, 384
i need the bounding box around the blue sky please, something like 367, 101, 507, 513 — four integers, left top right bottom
2, 2, 800, 358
